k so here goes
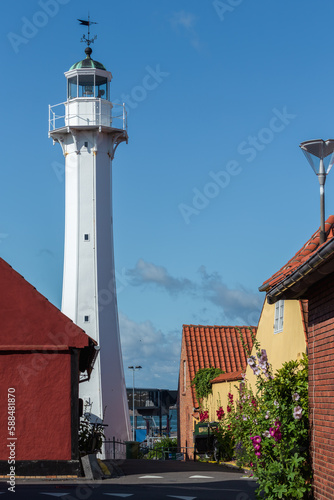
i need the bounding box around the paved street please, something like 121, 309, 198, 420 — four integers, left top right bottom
0, 460, 257, 499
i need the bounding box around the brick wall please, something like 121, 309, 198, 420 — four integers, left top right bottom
308, 272, 334, 500
177, 336, 195, 459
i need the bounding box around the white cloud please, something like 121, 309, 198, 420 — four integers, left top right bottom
126, 258, 193, 294
171, 10, 197, 30
119, 312, 181, 389
170, 10, 203, 51
125, 259, 262, 325
198, 266, 263, 324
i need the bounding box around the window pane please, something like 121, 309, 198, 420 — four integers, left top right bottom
68, 76, 77, 99
274, 300, 284, 333
79, 75, 95, 97
95, 75, 108, 99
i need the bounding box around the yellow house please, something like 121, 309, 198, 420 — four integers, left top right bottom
206, 299, 308, 417
178, 324, 256, 459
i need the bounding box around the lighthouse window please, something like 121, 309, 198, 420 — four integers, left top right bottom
84, 233, 89, 241
84, 316, 90, 323
95, 75, 108, 100
79, 75, 95, 97
68, 76, 78, 99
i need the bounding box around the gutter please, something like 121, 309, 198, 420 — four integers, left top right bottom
259, 237, 334, 303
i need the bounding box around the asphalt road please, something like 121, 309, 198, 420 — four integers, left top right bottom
0, 460, 258, 499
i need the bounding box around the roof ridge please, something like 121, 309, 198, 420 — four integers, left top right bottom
183, 324, 257, 329
260, 215, 334, 292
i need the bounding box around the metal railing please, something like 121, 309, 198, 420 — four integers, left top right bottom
103, 437, 126, 460
48, 101, 127, 132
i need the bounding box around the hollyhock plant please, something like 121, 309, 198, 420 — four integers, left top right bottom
216, 407, 225, 420
199, 410, 208, 422
247, 355, 257, 368
214, 329, 311, 499
293, 406, 303, 420
292, 392, 300, 401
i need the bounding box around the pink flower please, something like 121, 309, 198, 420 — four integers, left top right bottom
199, 410, 209, 422
257, 349, 268, 371
216, 407, 225, 420
228, 392, 234, 404
227, 405, 232, 413
250, 435, 262, 458
269, 422, 282, 442
247, 356, 256, 367
251, 398, 257, 408
293, 406, 303, 420
292, 392, 300, 402
250, 435, 261, 445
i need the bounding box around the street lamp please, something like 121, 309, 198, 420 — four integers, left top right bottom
128, 365, 142, 440
300, 139, 334, 244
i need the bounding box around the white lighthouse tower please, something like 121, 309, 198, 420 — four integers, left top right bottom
48, 34, 131, 447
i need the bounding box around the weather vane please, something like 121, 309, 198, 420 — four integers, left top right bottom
78, 14, 98, 46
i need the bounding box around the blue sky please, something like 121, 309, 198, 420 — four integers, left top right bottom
2, 0, 334, 389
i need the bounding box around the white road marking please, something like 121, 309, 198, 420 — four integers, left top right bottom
189, 475, 214, 479
139, 475, 164, 479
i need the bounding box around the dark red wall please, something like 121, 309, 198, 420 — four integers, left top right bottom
178, 336, 195, 459
308, 273, 334, 500
0, 352, 72, 461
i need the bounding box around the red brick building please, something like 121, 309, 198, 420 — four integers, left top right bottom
260, 216, 334, 499
0, 258, 97, 476
177, 324, 255, 459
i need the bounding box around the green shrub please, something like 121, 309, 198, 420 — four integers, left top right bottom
145, 437, 177, 460
191, 367, 224, 404
215, 342, 311, 499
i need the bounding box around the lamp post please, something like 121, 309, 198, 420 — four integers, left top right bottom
300, 139, 334, 244
128, 366, 142, 440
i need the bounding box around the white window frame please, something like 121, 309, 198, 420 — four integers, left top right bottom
274, 300, 284, 333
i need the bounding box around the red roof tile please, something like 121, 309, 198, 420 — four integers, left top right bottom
211, 370, 244, 384
260, 216, 334, 293
182, 324, 256, 407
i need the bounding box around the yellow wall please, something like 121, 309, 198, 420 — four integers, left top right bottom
202, 299, 307, 419
245, 299, 306, 390
204, 381, 241, 421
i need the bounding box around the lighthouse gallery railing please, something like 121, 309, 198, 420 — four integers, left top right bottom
49, 101, 128, 133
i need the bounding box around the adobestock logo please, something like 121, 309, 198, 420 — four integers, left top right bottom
213, 0, 244, 22
178, 107, 296, 225
7, 0, 71, 54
